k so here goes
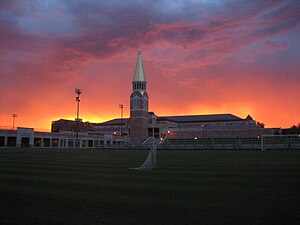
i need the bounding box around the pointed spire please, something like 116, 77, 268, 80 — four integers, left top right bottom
133, 50, 146, 82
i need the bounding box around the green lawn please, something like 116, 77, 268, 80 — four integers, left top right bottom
0, 149, 300, 225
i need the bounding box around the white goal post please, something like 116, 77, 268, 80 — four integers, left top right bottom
129, 144, 157, 170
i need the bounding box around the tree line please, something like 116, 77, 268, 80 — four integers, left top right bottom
282, 123, 300, 134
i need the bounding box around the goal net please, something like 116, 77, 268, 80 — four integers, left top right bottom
129, 144, 157, 170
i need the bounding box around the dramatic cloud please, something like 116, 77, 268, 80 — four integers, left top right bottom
0, 0, 299, 129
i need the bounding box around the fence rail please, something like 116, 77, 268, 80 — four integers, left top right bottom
162, 136, 300, 150
1, 135, 300, 150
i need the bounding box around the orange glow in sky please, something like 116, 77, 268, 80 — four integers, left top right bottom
1, 1, 300, 129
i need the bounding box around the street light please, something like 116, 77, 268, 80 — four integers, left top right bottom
119, 104, 124, 136
12, 114, 17, 130
75, 88, 82, 147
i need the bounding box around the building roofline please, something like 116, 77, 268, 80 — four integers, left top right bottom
158, 114, 244, 123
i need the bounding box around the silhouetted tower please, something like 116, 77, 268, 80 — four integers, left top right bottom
130, 50, 149, 143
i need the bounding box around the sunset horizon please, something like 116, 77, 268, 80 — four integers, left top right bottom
1, 0, 299, 130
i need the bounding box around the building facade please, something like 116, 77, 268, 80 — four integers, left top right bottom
0, 127, 126, 148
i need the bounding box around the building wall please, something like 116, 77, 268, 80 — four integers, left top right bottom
130, 90, 149, 143
0, 128, 127, 148
130, 110, 149, 142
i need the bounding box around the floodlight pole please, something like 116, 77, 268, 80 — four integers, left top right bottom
12, 114, 17, 130
75, 88, 82, 147
119, 104, 123, 136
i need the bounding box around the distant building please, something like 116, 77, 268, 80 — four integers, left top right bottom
78, 112, 274, 139
51, 119, 97, 133
51, 50, 277, 140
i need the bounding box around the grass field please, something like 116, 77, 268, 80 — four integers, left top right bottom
1, 149, 300, 225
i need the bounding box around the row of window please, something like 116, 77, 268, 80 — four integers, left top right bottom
133, 82, 146, 90
0, 136, 126, 148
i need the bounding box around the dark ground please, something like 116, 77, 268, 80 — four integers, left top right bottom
0, 149, 300, 225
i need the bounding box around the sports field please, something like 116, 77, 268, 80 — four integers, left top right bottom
1, 149, 299, 225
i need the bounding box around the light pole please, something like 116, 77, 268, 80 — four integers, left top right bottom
75, 88, 82, 147
12, 114, 17, 130
119, 104, 123, 136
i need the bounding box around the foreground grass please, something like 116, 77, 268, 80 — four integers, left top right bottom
0, 149, 300, 225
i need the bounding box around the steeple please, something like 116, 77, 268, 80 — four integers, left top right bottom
130, 50, 149, 143
133, 50, 146, 82
132, 50, 147, 92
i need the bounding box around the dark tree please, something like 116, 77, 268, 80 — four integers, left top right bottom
282, 123, 300, 134
289, 123, 300, 134
256, 121, 265, 128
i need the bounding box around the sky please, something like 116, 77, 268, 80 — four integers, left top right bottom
0, 0, 299, 130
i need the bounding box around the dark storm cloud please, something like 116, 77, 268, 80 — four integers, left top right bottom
0, 0, 299, 83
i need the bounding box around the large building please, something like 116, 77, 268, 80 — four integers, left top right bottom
52, 50, 277, 141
